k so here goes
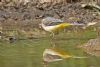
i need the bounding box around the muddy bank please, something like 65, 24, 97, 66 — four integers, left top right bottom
0, 2, 99, 23
0, 1, 100, 39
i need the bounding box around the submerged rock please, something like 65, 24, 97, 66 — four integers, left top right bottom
78, 38, 100, 56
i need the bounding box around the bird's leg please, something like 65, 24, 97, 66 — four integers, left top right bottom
43, 61, 48, 67
49, 32, 55, 40
50, 41, 56, 48
49, 32, 56, 48
51, 32, 55, 39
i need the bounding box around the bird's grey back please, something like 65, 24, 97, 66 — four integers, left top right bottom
42, 17, 63, 26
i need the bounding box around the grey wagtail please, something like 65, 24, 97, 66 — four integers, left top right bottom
40, 17, 97, 48
40, 17, 85, 37
43, 48, 87, 63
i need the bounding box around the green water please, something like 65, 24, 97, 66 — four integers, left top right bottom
0, 29, 100, 67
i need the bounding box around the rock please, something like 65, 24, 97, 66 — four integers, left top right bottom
78, 38, 100, 56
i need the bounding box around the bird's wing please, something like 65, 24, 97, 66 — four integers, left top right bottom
42, 17, 64, 26
47, 21, 63, 26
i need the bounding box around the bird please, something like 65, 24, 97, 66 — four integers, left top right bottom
43, 48, 87, 62
40, 17, 85, 38
40, 17, 97, 48
40, 17, 85, 48
43, 48, 87, 66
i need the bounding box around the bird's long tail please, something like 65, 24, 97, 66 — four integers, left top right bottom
69, 22, 97, 26
61, 22, 84, 27
82, 22, 97, 29
71, 56, 88, 59
86, 22, 97, 26
69, 22, 85, 26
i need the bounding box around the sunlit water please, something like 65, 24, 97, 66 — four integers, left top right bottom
0, 30, 100, 67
